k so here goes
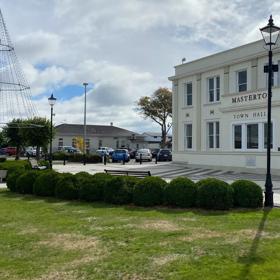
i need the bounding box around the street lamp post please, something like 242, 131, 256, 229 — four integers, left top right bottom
48, 93, 56, 170
260, 15, 280, 207
83, 82, 88, 165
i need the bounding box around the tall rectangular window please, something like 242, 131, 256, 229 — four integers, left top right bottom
184, 82, 192, 106
86, 139, 90, 149
264, 123, 273, 149
265, 62, 280, 87
72, 138, 77, 148
216, 122, 220, 148
58, 138, 63, 147
237, 70, 247, 92
247, 124, 258, 149
234, 125, 242, 149
98, 139, 102, 148
208, 76, 220, 102
184, 124, 192, 149
207, 122, 219, 149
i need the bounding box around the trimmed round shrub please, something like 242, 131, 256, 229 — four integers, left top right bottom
55, 173, 79, 200
6, 168, 25, 192
16, 170, 41, 194
133, 176, 167, 207
231, 180, 263, 208
33, 170, 59, 197
103, 176, 139, 204
164, 177, 197, 207
0, 160, 31, 176
197, 178, 233, 210
79, 173, 112, 201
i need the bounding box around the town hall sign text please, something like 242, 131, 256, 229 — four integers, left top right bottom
232, 92, 267, 104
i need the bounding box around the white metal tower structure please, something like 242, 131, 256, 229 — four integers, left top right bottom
0, 9, 37, 123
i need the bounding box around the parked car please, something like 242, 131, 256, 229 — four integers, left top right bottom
24, 146, 37, 157
157, 149, 172, 161
3, 147, 17, 156
0, 149, 7, 160
151, 148, 160, 158
60, 146, 82, 154
135, 149, 152, 162
128, 149, 137, 159
112, 149, 130, 162
96, 147, 112, 156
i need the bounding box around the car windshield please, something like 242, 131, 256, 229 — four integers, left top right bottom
160, 150, 170, 154
115, 150, 126, 153
138, 149, 150, 153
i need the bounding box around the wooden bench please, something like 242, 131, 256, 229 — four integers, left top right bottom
104, 169, 151, 178
29, 159, 48, 170
0, 170, 7, 182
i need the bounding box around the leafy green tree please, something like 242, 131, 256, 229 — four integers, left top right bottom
137, 87, 172, 147
3, 119, 25, 160
21, 117, 53, 159
0, 130, 8, 147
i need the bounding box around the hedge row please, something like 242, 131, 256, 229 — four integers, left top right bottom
52, 152, 102, 163
6, 167, 264, 209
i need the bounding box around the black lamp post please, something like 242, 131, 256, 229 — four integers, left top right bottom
260, 15, 280, 207
83, 82, 88, 165
48, 93, 56, 169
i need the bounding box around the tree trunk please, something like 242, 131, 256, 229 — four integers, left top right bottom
36, 145, 40, 161
161, 126, 167, 148
15, 145, 20, 160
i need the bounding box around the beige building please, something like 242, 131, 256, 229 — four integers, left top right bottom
169, 40, 280, 173
54, 123, 145, 152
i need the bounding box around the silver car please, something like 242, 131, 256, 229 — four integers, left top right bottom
135, 149, 152, 162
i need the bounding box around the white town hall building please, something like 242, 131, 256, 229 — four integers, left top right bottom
169, 40, 280, 173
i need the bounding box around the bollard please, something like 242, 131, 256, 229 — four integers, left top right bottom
104, 154, 107, 165
27, 154, 30, 160
140, 153, 142, 165
155, 155, 157, 164
123, 153, 125, 165
63, 154, 66, 165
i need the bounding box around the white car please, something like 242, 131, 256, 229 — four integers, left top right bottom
24, 147, 37, 157
135, 149, 152, 162
96, 147, 114, 156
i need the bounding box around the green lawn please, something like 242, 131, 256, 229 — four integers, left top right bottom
1, 189, 280, 280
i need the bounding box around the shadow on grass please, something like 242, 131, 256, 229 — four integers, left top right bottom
0, 189, 263, 216
238, 208, 271, 279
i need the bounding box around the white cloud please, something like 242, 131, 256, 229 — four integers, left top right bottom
1, 0, 280, 131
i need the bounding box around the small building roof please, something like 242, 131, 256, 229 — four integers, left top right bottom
55, 123, 143, 138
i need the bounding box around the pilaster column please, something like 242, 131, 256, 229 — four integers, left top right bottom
172, 81, 178, 152
196, 74, 201, 151
251, 58, 258, 91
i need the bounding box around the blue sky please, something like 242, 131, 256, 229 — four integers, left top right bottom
1, 0, 280, 132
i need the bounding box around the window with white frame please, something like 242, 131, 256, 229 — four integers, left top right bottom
232, 122, 273, 150
237, 70, 247, 92
265, 61, 279, 87
233, 125, 242, 149
207, 122, 220, 149
208, 76, 220, 102
247, 124, 258, 149
86, 138, 90, 149
58, 138, 63, 147
184, 82, 192, 106
72, 138, 77, 148
184, 123, 192, 149
264, 123, 273, 149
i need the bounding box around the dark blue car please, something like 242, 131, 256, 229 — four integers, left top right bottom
112, 149, 130, 162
